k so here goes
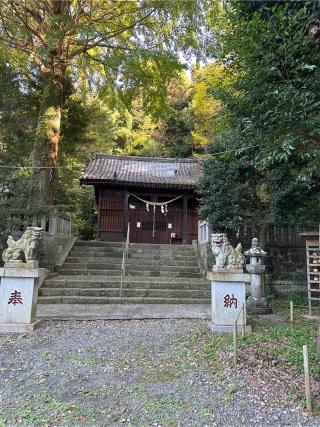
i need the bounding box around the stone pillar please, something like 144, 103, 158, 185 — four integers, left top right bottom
245, 237, 272, 315
208, 269, 251, 332
0, 262, 43, 333
208, 233, 251, 333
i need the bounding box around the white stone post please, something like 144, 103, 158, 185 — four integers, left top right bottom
208, 269, 251, 333
208, 233, 251, 333
0, 264, 43, 332
0, 226, 45, 333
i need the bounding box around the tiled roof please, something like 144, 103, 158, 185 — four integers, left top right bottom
80, 154, 201, 189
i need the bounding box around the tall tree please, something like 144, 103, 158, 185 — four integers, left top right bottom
0, 0, 214, 204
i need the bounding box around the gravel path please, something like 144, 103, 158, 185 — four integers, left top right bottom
0, 319, 319, 426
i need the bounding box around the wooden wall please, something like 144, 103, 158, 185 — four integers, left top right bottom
96, 186, 198, 244
98, 188, 124, 242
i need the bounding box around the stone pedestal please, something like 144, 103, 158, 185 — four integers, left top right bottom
0, 265, 43, 333
207, 269, 251, 333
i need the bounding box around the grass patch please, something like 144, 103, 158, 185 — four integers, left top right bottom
1, 398, 83, 426
200, 334, 232, 371
131, 389, 185, 426
240, 324, 320, 378
199, 300, 320, 413
140, 366, 181, 383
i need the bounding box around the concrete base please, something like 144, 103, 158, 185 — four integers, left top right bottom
302, 314, 320, 321
247, 304, 273, 315
210, 322, 252, 334
246, 295, 272, 315
0, 320, 42, 334
4, 260, 39, 269
37, 304, 211, 320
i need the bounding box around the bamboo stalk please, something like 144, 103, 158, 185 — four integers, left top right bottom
233, 321, 238, 366
303, 344, 312, 411
242, 304, 245, 337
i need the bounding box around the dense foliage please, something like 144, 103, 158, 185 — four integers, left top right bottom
0, 0, 216, 203
200, 0, 320, 230
0, 61, 219, 241
1, 0, 320, 243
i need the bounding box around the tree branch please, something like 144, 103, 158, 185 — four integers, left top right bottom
9, 2, 47, 45
67, 8, 155, 59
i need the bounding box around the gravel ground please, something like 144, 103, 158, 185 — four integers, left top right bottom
0, 319, 319, 426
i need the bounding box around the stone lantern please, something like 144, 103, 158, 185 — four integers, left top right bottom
245, 237, 272, 314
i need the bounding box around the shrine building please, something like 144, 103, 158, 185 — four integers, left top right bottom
80, 154, 202, 244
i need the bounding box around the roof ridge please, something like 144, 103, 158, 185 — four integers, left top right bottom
93, 153, 198, 163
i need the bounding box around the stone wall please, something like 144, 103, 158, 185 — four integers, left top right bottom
39, 234, 76, 272
39, 213, 76, 271
265, 246, 306, 282
266, 280, 307, 296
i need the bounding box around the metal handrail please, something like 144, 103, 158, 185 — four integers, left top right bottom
120, 223, 130, 298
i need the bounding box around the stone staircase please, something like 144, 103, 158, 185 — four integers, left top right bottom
38, 241, 210, 304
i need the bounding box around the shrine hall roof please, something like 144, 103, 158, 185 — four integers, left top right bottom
80, 154, 202, 189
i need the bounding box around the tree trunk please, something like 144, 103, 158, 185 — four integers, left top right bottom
259, 224, 267, 250
33, 65, 64, 205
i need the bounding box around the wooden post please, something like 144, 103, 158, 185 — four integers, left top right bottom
290, 301, 294, 323
308, 297, 312, 317
182, 195, 188, 244
317, 324, 320, 353
233, 321, 238, 366
241, 304, 245, 337
303, 345, 312, 411
95, 185, 101, 240
123, 190, 129, 238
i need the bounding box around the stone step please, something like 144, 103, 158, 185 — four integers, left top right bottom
129, 258, 199, 266
38, 296, 210, 305
71, 246, 195, 253
39, 287, 210, 299
75, 241, 193, 248
59, 269, 120, 276
129, 254, 196, 261
58, 269, 201, 278
72, 248, 124, 254
44, 275, 208, 285
69, 250, 196, 261
126, 265, 200, 273
42, 240, 206, 307
130, 249, 195, 255
65, 257, 198, 267
70, 249, 124, 257
67, 257, 123, 265
36, 304, 211, 320
130, 243, 194, 249
74, 241, 124, 248
73, 241, 195, 254
42, 280, 210, 290
62, 263, 200, 273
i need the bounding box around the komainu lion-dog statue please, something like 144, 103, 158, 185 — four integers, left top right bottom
2, 227, 43, 265
211, 233, 245, 270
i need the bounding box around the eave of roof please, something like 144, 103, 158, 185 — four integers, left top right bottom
80, 154, 201, 189
80, 178, 196, 190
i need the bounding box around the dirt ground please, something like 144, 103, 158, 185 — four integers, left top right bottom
0, 319, 319, 426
